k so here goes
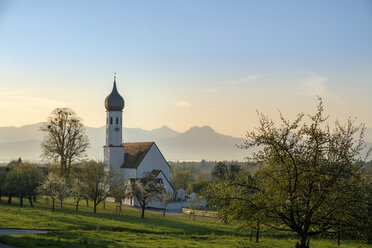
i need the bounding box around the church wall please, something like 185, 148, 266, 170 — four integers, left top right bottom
137, 144, 171, 179
122, 168, 136, 183
104, 146, 124, 175
156, 172, 174, 195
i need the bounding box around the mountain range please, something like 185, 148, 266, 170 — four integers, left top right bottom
0, 123, 249, 162
1, 123, 371, 163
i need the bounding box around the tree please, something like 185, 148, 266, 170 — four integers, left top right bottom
3, 169, 21, 206
205, 168, 265, 242
71, 178, 86, 211
160, 188, 173, 217
80, 161, 111, 213
40, 108, 89, 178
2, 163, 43, 207
0, 169, 6, 200
40, 172, 69, 211
126, 173, 165, 218
211, 162, 228, 181
187, 174, 210, 195
206, 99, 370, 248
346, 176, 372, 244
172, 169, 193, 191
7, 157, 22, 168
15, 164, 44, 207
211, 162, 241, 182
228, 164, 241, 180
110, 178, 127, 212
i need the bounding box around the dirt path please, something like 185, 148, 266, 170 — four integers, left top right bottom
0, 229, 50, 248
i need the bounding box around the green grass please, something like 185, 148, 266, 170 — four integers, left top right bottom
0, 197, 371, 248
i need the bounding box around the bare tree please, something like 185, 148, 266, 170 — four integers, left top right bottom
40, 108, 89, 178
126, 173, 165, 218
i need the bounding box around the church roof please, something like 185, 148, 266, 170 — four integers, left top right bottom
150, 169, 161, 177
121, 142, 154, 169
105, 77, 125, 111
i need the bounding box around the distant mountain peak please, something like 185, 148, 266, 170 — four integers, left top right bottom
150, 125, 179, 138
186, 125, 216, 133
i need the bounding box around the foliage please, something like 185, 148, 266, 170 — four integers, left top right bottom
2, 163, 44, 207
0, 168, 6, 199
80, 160, 110, 213
211, 162, 241, 182
187, 174, 210, 195
125, 173, 165, 218
40, 172, 69, 211
71, 178, 86, 211
40, 108, 89, 178
171, 169, 193, 191
159, 188, 174, 217
205, 99, 371, 248
109, 177, 127, 211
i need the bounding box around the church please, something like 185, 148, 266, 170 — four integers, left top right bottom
103, 77, 173, 206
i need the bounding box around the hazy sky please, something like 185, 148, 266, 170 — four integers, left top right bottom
0, 0, 371, 137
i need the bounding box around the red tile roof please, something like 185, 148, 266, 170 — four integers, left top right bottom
121, 142, 154, 169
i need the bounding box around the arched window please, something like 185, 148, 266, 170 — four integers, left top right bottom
110, 117, 113, 125
116, 117, 119, 125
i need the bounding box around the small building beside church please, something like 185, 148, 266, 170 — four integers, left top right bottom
103, 77, 173, 207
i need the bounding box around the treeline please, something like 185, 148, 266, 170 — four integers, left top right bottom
0, 159, 171, 218
169, 160, 255, 196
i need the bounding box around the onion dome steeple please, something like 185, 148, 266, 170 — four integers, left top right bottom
105, 76, 125, 111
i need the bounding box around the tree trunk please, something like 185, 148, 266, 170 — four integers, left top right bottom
60, 200, 63, 208
8, 196, 12, 204
295, 236, 309, 248
250, 227, 253, 242
67, 161, 71, 179
52, 198, 55, 212
255, 221, 260, 243
28, 197, 34, 207
86, 199, 89, 206
163, 207, 166, 217
19, 197, 23, 207
337, 232, 340, 247
76, 200, 79, 211
94, 200, 97, 213
141, 205, 145, 218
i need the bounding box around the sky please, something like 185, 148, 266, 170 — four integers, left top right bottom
0, 0, 371, 137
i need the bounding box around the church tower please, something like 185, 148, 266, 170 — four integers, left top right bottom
104, 76, 125, 173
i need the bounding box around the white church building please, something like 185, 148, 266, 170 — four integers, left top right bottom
103, 77, 173, 207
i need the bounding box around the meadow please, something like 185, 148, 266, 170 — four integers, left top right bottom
0, 198, 370, 248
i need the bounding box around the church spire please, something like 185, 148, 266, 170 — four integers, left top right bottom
104, 74, 125, 111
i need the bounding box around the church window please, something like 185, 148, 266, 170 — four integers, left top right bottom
116, 118, 119, 125
110, 117, 113, 125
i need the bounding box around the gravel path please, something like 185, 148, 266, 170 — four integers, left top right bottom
0, 229, 50, 248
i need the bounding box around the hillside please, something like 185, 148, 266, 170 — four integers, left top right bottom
1, 199, 370, 248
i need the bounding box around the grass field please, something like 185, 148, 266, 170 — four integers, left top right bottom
0, 197, 371, 248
